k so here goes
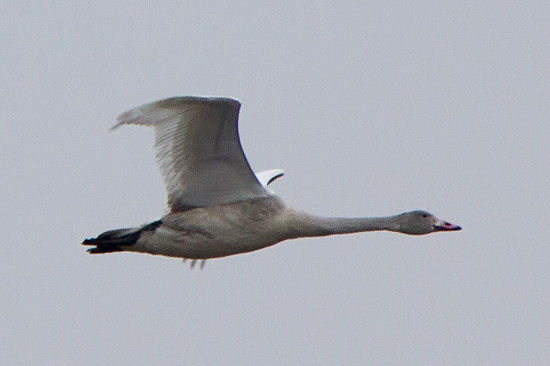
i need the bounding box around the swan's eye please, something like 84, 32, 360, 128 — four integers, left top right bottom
422, 214, 428, 218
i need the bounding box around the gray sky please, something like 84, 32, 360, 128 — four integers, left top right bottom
1, 1, 549, 365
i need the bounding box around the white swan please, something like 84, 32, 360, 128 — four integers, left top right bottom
83, 97, 460, 261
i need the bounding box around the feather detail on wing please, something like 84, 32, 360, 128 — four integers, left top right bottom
114, 97, 268, 211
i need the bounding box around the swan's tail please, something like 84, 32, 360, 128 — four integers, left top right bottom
82, 221, 162, 254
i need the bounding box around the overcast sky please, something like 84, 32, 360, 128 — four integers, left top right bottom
1, 1, 549, 365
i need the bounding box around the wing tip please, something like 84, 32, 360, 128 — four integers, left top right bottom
255, 169, 285, 187
111, 96, 241, 131
113, 105, 154, 129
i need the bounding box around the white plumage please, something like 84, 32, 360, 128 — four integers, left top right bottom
83, 97, 461, 263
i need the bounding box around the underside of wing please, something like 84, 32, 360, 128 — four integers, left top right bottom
114, 97, 268, 211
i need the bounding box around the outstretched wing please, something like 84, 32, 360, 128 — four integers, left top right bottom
114, 97, 268, 211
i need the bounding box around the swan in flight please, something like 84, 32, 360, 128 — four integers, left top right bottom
83, 97, 461, 262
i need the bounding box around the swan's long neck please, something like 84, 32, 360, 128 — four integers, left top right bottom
288, 210, 400, 238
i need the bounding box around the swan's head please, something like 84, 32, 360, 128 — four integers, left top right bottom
396, 210, 461, 235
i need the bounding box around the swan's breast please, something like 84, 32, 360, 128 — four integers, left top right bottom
138, 196, 293, 259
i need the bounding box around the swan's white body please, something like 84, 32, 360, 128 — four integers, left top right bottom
129, 196, 290, 259
83, 97, 460, 261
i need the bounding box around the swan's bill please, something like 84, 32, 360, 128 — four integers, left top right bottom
433, 219, 462, 231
